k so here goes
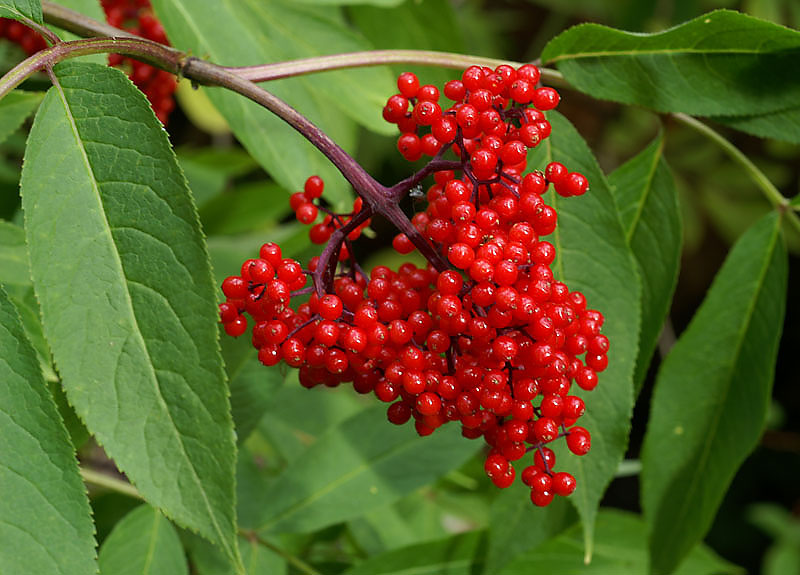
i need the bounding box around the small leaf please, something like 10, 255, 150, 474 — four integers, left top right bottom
342, 531, 483, 575
498, 510, 742, 575
0, 0, 42, 24
98, 505, 188, 575
253, 404, 481, 534
528, 111, 641, 559
0, 91, 43, 147
485, 482, 577, 574
20, 62, 241, 570
609, 133, 682, 393
0, 285, 96, 574
641, 212, 787, 575
542, 10, 800, 117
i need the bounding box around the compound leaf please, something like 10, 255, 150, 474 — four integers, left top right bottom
528, 111, 641, 560
609, 133, 681, 393
98, 505, 188, 575
253, 404, 481, 535
151, 0, 394, 206
641, 212, 787, 575
0, 285, 96, 575
542, 10, 800, 117
20, 62, 241, 571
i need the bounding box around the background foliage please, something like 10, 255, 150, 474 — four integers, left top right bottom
1, 0, 798, 574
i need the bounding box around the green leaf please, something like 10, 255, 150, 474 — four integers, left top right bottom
300, 0, 403, 5
221, 334, 283, 444
342, 531, 483, 575
498, 510, 742, 575
0, 0, 42, 24
99, 505, 188, 575
712, 106, 800, 144
541, 10, 800, 117
151, 0, 394, 205
187, 533, 285, 575
608, 133, 681, 393
485, 482, 577, 574
200, 181, 292, 236
349, 0, 465, 88
641, 212, 787, 575
0, 91, 43, 147
20, 62, 241, 570
528, 111, 641, 560
253, 404, 481, 534
176, 147, 258, 208
0, 285, 96, 575
0, 219, 29, 286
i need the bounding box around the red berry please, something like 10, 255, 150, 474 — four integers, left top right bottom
566, 427, 591, 455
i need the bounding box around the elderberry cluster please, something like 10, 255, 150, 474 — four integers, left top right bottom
101, 0, 176, 124
219, 65, 609, 507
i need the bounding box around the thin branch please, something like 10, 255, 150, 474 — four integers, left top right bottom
241, 530, 323, 575
672, 113, 800, 235
80, 467, 142, 499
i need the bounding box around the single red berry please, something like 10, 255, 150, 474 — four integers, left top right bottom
397, 72, 420, 98
224, 315, 247, 337
552, 472, 577, 496
566, 427, 591, 455
530, 488, 554, 507
532, 87, 560, 110
318, 294, 343, 320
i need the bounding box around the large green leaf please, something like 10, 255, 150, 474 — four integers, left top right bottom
342, 531, 483, 575
485, 482, 577, 574
712, 106, 800, 144
151, 0, 394, 205
641, 212, 787, 575
498, 510, 742, 575
0, 285, 96, 575
98, 505, 188, 575
608, 133, 681, 393
252, 404, 482, 534
528, 111, 641, 559
187, 533, 285, 575
0, 0, 42, 24
20, 62, 241, 570
541, 10, 800, 117
0, 91, 43, 146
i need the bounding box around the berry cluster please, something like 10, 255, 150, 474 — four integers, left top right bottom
0, 18, 47, 55
219, 65, 608, 507
101, 0, 176, 124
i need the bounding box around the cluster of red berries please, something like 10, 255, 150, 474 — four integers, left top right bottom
101, 0, 176, 124
0, 18, 48, 55
219, 66, 607, 507
290, 175, 372, 251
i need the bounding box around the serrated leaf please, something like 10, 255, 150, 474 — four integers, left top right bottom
641, 212, 787, 575
0, 285, 96, 575
0, 0, 42, 24
98, 505, 188, 575
0, 91, 43, 146
20, 62, 241, 570
342, 531, 483, 575
253, 404, 481, 534
541, 10, 800, 117
528, 111, 641, 560
498, 510, 742, 575
151, 0, 394, 205
485, 482, 577, 574
609, 133, 681, 393
712, 105, 800, 144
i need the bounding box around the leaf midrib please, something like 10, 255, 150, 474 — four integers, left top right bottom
653, 218, 779, 560
50, 71, 233, 562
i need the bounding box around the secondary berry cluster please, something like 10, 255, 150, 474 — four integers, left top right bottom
101, 0, 177, 124
219, 65, 608, 507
